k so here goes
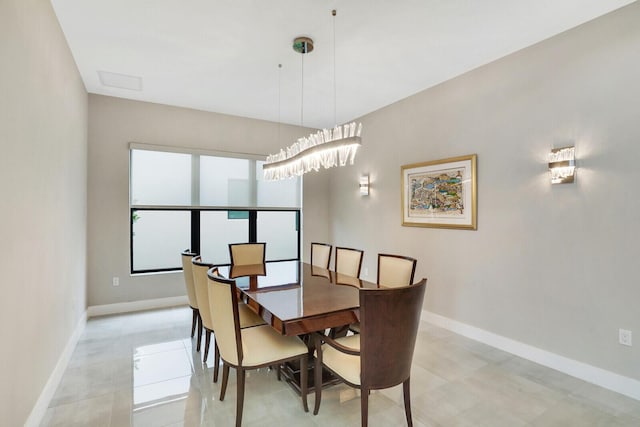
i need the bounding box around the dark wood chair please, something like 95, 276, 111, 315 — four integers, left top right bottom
180, 249, 202, 350
207, 271, 309, 426
335, 246, 364, 277
228, 242, 266, 266
313, 278, 428, 427
350, 253, 418, 334
311, 242, 332, 269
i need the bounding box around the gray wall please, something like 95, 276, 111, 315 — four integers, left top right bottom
0, 0, 88, 425
87, 95, 328, 306
328, 2, 640, 380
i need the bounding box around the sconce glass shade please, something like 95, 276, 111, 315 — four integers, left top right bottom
548, 146, 575, 184
359, 174, 369, 196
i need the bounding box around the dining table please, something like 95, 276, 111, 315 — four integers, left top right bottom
216, 260, 378, 394
217, 260, 378, 336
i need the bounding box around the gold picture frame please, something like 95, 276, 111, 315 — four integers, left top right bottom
401, 154, 477, 230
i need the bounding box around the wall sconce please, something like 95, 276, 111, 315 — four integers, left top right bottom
359, 174, 370, 196
548, 146, 576, 184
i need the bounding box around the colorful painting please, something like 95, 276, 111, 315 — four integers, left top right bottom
401, 155, 477, 229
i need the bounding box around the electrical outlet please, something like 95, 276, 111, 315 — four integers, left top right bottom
619, 329, 632, 346
363, 267, 369, 277
113, 276, 120, 287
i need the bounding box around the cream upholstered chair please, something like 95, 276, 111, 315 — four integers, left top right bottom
335, 246, 364, 277
192, 258, 217, 362
181, 250, 202, 349
229, 242, 266, 266
313, 279, 428, 427
192, 259, 265, 378
311, 242, 332, 269
377, 254, 417, 288
207, 271, 309, 426
330, 247, 364, 338
350, 253, 418, 334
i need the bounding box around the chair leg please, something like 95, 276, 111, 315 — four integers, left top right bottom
403, 378, 413, 427
191, 308, 197, 338
236, 368, 246, 427
196, 312, 203, 352
203, 330, 211, 362
220, 364, 230, 401
313, 335, 322, 415
329, 325, 349, 339
361, 386, 369, 427
300, 355, 308, 413
213, 339, 220, 383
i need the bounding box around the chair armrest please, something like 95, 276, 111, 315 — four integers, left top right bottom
314, 332, 360, 356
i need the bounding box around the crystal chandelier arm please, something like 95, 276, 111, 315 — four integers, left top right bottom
263, 136, 361, 171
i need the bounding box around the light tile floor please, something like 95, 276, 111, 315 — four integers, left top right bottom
41, 307, 640, 426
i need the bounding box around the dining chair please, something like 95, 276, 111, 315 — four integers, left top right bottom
350, 253, 418, 334
311, 242, 332, 269
377, 253, 417, 288
191, 258, 217, 363
335, 246, 364, 277
207, 271, 309, 426
327, 247, 364, 338
313, 278, 428, 427
181, 249, 202, 350
192, 259, 266, 378
229, 242, 266, 266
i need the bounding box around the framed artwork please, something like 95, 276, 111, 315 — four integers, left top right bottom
401, 154, 477, 230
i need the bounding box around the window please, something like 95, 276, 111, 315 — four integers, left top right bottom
130, 145, 301, 274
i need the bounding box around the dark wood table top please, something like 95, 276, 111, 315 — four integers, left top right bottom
217, 261, 378, 336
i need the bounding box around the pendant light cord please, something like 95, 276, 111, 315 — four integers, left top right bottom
278, 63, 282, 144
301, 52, 305, 127
332, 9, 337, 127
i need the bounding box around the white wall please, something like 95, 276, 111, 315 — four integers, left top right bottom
0, 0, 88, 425
328, 2, 640, 381
87, 95, 328, 306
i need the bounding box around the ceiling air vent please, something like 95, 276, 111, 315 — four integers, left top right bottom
97, 71, 143, 91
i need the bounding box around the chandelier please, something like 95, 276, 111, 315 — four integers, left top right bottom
263, 10, 362, 181
263, 122, 362, 180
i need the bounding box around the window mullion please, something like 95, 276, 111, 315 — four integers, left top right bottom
249, 159, 257, 207
192, 154, 200, 206
249, 211, 257, 243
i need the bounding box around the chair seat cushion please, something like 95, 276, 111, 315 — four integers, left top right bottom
321, 334, 361, 385
240, 325, 307, 367
238, 303, 266, 328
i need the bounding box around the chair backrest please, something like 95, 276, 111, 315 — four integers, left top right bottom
207, 271, 243, 366
360, 278, 427, 390
191, 257, 215, 331
335, 247, 364, 277
377, 254, 417, 288
229, 242, 266, 266
311, 242, 332, 269
181, 249, 198, 308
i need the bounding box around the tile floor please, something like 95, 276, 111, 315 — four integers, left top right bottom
41, 307, 640, 426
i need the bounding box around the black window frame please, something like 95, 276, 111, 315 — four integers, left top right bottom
130, 207, 300, 274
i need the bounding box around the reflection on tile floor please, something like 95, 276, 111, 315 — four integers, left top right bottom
41, 307, 640, 426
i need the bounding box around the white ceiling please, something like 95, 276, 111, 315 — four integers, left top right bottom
51, 0, 635, 130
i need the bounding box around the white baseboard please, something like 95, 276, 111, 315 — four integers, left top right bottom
24, 311, 87, 427
24, 296, 188, 426
421, 310, 640, 401
87, 295, 188, 317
